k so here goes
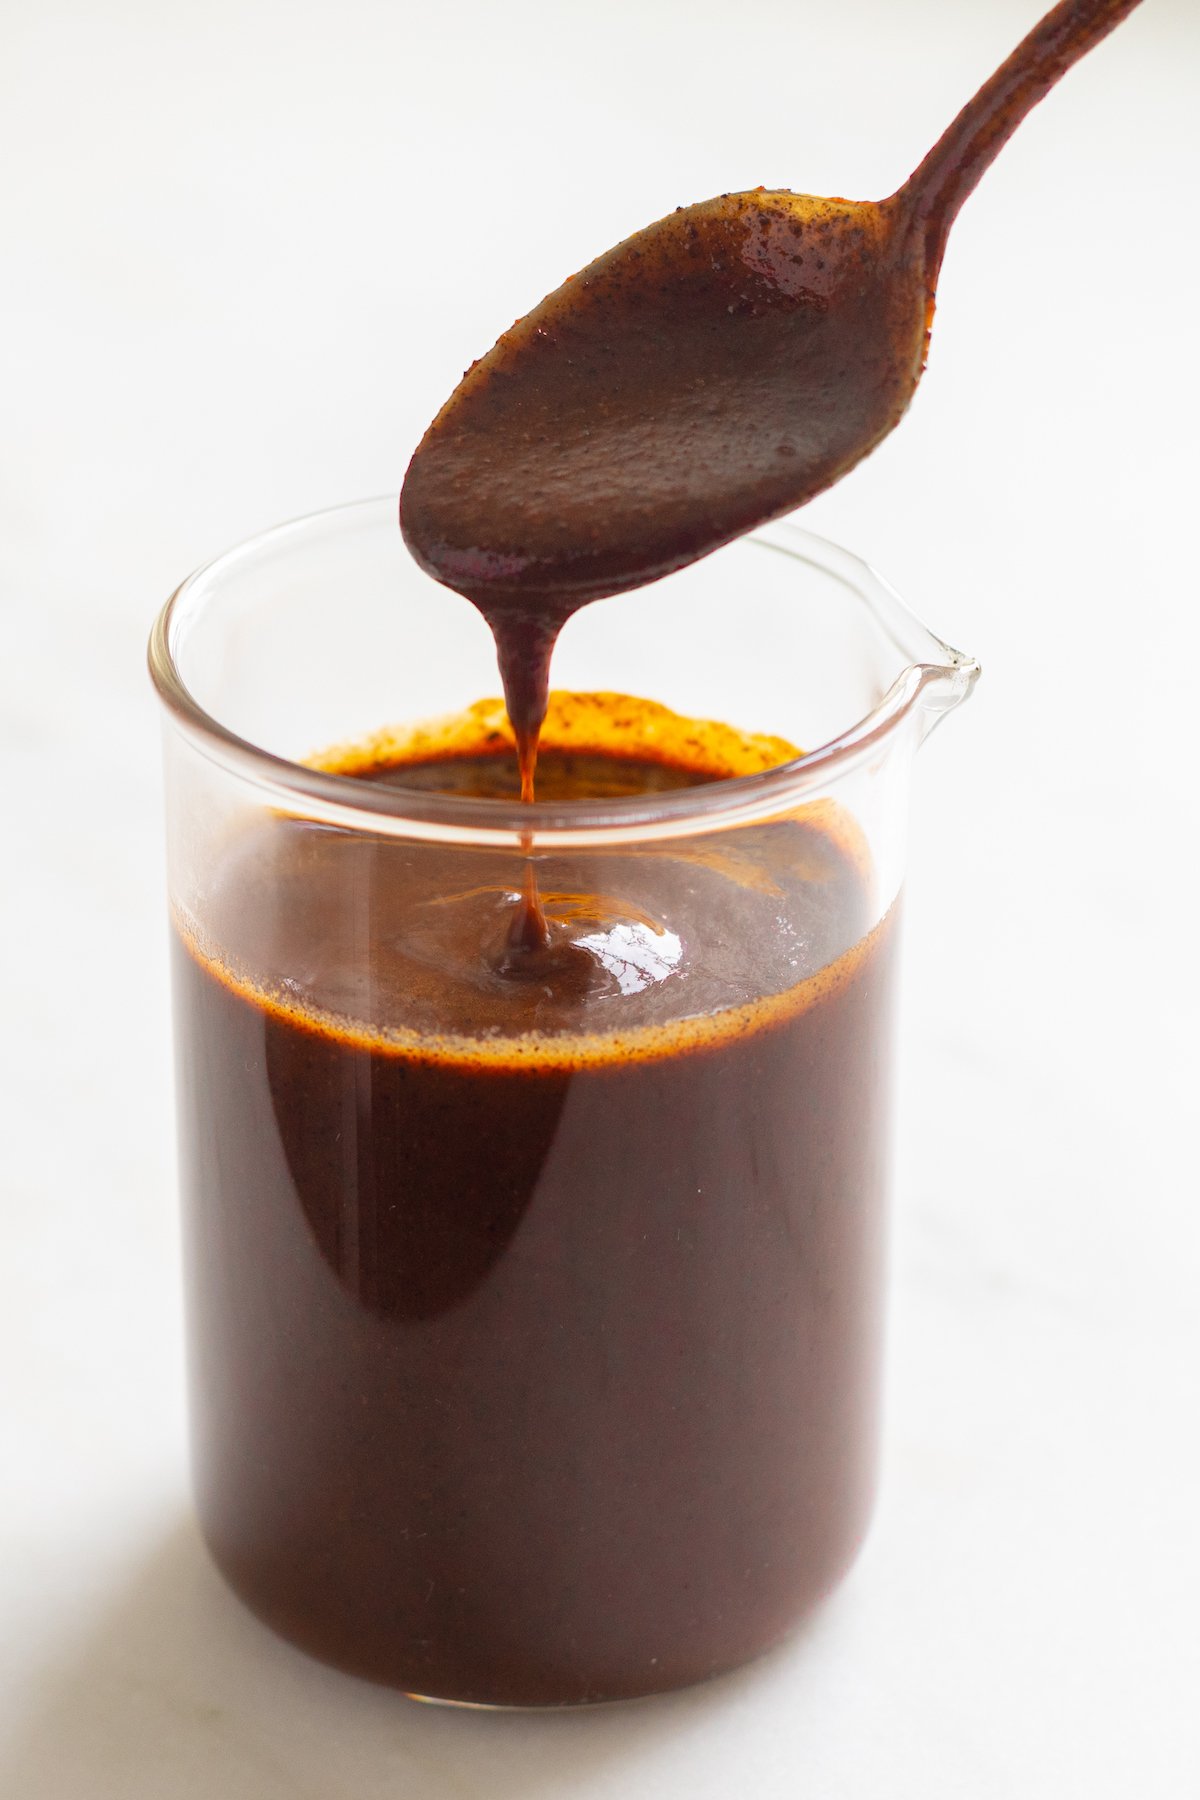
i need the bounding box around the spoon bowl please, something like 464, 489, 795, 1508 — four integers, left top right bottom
401, 188, 928, 608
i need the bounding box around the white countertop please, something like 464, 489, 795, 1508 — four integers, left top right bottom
3, 1, 1198, 1794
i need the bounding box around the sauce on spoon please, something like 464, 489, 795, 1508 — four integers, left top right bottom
401, 0, 1143, 800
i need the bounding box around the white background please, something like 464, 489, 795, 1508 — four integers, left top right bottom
2, 1, 1198, 1794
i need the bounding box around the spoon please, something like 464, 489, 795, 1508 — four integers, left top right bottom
400, 0, 1142, 795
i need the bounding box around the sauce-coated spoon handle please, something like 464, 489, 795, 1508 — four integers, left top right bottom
895, 0, 1145, 275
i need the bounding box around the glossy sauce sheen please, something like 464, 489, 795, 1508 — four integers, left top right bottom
172, 710, 898, 1704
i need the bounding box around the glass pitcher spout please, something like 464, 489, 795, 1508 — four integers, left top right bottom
913, 649, 981, 739
754, 519, 980, 754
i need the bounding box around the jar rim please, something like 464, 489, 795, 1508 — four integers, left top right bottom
147, 496, 978, 849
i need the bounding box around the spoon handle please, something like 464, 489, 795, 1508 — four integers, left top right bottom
895, 0, 1144, 274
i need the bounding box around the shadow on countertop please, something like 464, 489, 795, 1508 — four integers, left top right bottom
1, 1518, 838, 1800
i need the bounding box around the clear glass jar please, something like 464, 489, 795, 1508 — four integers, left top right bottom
149, 497, 977, 1706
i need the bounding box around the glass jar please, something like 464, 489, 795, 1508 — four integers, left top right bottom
149, 498, 977, 1706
